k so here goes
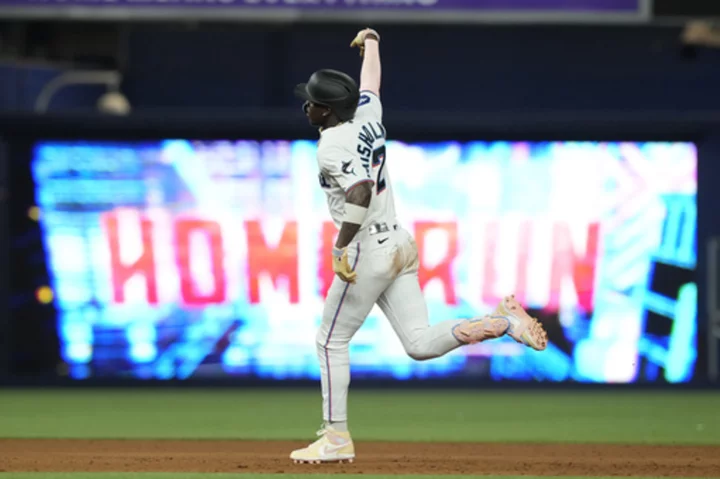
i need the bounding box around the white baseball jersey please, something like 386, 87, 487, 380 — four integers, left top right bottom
312, 91, 468, 427
316, 91, 397, 230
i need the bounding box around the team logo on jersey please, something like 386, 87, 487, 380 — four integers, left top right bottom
341, 160, 356, 176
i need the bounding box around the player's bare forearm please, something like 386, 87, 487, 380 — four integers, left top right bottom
335, 223, 361, 251
359, 37, 381, 96
335, 182, 372, 249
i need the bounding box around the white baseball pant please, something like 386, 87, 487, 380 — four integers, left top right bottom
316, 224, 464, 423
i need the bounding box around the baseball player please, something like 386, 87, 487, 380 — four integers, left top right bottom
290, 28, 548, 464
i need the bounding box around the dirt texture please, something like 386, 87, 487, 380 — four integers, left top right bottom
1, 439, 719, 476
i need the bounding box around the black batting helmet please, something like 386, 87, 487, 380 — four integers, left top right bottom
294, 69, 360, 122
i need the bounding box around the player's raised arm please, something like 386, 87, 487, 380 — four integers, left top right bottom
350, 28, 381, 98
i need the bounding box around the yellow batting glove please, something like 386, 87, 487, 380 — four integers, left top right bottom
350, 28, 380, 57
332, 246, 357, 283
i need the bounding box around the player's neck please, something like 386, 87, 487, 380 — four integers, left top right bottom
320, 117, 344, 132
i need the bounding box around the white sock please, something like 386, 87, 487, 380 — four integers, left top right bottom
328, 421, 348, 432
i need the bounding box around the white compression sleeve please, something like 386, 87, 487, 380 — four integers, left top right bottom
343, 203, 368, 225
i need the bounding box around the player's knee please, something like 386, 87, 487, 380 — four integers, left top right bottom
316, 329, 349, 351
405, 342, 434, 361
315, 329, 328, 349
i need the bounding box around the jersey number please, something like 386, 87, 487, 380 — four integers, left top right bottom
372, 146, 387, 194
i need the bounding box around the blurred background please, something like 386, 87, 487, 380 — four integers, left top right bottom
1, 0, 719, 389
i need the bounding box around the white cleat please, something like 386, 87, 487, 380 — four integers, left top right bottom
290, 425, 355, 464
495, 295, 548, 351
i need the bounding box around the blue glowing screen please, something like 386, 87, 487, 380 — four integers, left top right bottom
31, 139, 697, 382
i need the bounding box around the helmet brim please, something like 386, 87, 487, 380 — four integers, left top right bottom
294, 83, 313, 102
294, 83, 334, 109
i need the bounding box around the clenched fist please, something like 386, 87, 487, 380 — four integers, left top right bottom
350, 28, 380, 57
332, 246, 357, 283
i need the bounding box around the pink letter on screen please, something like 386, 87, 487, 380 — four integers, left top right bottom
549, 222, 599, 312
318, 221, 337, 299
482, 220, 500, 306
415, 221, 458, 305
246, 220, 299, 304
513, 219, 533, 306
104, 211, 159, 305
175, 218, 226, 306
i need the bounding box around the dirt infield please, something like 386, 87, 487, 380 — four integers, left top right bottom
1, 440, 719, 476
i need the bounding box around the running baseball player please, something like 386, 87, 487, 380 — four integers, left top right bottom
290, 28, 548, 464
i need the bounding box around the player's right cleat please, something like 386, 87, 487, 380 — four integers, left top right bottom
290, 425, 355, 464
494, 295, 548, 351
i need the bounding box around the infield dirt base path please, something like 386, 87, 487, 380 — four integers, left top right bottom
1, 440, 720, 477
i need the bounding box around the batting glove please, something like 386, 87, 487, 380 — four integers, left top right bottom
332, 246, 357, 283
350, 28, 380, 56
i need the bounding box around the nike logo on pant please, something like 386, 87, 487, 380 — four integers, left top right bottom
378, 238, 389, 244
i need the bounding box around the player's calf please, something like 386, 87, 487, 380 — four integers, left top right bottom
452, 315, 510, 345
451, 295, 548, 351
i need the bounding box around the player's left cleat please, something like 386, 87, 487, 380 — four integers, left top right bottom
290, 425, 355, 464
494, 295, 548, 351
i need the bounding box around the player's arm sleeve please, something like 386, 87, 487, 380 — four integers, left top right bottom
321, 147, 374, 194
355, 90, 383, 122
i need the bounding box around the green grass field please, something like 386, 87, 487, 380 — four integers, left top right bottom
1, 389, 719, 479
1, 389, 719, 443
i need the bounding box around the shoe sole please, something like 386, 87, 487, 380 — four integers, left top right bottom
292, 458, 354, 464
497, 295, 548, 351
